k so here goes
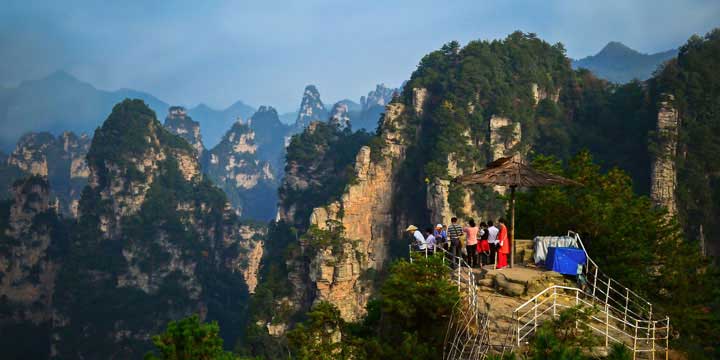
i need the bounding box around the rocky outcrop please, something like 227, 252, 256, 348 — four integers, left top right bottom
650, 95, 679, 216
295, 85, 328, 130
48, 99, 265, 359
7, 132, 90, 216
329, 102, 351, 130
286, 102, 410, 321
360, 83, 396, 112
204, 120, 276, 219
164, 106, 205, 158
0, 176, 57, 324
412, 87, 429, 115
489, 115, 522, 161
531, 83, 560, 104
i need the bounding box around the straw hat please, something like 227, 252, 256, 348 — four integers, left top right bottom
405, 225, 418, 232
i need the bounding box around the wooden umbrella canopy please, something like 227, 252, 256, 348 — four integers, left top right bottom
453, 155, 581, 268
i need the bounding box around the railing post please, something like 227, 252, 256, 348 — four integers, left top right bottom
575, 291, 579, 330
633, 319, 639, 360
457, 265, 461, 292
623, 288, 629, 331
605, 303, 610, 348
648, 304, 653, 344
592, 266, 598, 298
652, 319, 656, 360
665, 317, 669, 360
516, 312, 521, 347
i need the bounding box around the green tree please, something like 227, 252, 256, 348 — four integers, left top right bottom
145, 315, 238, 360
287, 302, 354, 360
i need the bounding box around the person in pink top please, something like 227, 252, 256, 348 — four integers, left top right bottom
463, 219, 479, 267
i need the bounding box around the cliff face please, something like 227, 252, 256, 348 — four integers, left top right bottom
44, 99, 263, 359
164, 106, 205, 158
204, 120, 277, 220
650, 95, 679, 216
329, 102, 351, 130
6, 131, 90, 216
0, 177, 58, 321
280, 102, 410, 322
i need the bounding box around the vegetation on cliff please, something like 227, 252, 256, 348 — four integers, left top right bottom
652, 29, 720, 258
46, 100, 254, 358
280, 122, 373, 227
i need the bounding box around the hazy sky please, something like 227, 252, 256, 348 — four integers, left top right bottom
1, 0, 718, 112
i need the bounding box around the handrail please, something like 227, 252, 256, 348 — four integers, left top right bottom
513, 284, 670, 359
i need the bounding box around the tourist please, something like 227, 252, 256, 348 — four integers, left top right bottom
496, 218, 510, 269
434, 223, 447, 250
447, 217, 464, 264
478, 222, 490, 267
487, 221, 499, 265
463, 219, 479, 267
406, 225, 426, 251
425, 227, 437, 254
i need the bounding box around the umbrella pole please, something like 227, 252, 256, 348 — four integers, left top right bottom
510, 185, 516, 268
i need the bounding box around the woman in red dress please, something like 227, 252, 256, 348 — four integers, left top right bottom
496, 218, 510, 269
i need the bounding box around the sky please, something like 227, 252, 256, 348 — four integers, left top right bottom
1, 0, 719, 112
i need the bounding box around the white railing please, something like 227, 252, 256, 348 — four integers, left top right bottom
513, 232, 671, 359
513, 285, 670, 359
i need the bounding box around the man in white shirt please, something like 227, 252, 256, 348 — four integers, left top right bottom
487, 221, 499, 265
406, 225, 426, 250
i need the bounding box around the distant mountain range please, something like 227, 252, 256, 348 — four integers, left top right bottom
573, 42, 678, 83
0, 71, 255, 151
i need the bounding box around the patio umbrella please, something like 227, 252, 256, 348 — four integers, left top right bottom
452, 155, 582, 268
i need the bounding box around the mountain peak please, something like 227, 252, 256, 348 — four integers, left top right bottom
295, 85, 327, 129
597, 41, 641, 58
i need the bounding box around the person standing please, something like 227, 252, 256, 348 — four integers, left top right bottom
487, 221, 499, 265
447, 217, 464, 264
496, 218, 510, 269
463, 219, 479, 267
478, 222, 490, 267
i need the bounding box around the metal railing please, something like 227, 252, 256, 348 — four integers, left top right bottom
409, 244, 500, 359
513, 285, 670, 359
513, 232, 670, 359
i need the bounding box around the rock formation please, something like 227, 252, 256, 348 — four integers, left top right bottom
0, 177, 57, 314
43, 99, 264, 359
282, 101, 410, 322
329, 102, 351, 130
531, 83, 560, 104
204, 119, 276, 220
360, 83, 396, 112
295, 85, 328, 130
6, 131, 90, 216
489, 115, 522, 161
412, 87, 430, 115
650, 95, 679, 216
163, 106, 205, 158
